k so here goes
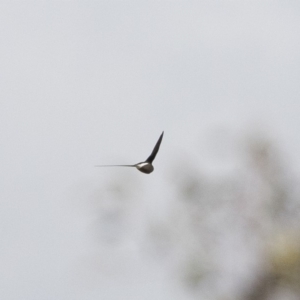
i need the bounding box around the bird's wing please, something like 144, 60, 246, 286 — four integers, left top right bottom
146, 131, 164, 163
95, 165, 135, 167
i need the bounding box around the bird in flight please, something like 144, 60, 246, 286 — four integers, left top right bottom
95, 131, 164, 174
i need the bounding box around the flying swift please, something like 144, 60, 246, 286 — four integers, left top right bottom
95, 131, 164, 174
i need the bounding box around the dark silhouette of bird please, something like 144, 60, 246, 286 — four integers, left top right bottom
95, 131, 164, 174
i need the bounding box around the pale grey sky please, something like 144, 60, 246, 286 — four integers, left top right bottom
1, 1, 300, 299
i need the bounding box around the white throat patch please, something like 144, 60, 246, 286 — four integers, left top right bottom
137, 162, 149, 168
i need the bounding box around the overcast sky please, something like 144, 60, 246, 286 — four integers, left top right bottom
1, 1, 300, 299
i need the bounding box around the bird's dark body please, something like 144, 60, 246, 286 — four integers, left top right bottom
136, 163, 154, 174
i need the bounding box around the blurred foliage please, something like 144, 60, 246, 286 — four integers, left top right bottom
270, 233, 300, 289
93, 132, 300, 300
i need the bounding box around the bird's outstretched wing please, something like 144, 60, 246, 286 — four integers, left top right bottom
146, 131, 164, 163
95, 165, 135, 167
